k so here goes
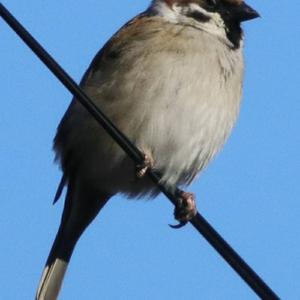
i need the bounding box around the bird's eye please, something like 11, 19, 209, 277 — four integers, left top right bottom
206, 0, 219, 9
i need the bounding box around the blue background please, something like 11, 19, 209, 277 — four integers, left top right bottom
1, 1, 299, 299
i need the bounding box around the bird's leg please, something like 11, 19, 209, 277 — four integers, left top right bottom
135, 152, 197, 228
170, 191, 197, 228
136, 151, 154, 178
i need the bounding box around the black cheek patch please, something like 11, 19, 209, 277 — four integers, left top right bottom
186, 11, 211, 23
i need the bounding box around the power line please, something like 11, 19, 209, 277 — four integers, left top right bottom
0, 3, 280, 299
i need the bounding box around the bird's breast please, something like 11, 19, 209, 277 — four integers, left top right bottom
90, 29, 244, 187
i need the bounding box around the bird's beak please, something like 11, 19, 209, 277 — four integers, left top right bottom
234, 2, 260, 22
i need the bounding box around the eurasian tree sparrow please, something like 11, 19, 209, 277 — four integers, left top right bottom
36, 0, 259, 299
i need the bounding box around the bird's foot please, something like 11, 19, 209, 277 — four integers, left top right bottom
170, 191, 197, 229
136, 152, 154, 178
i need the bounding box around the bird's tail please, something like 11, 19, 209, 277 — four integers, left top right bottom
36, 178, 110, 300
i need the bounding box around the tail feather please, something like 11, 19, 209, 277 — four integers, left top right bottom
36, 225, 75, 300
36, 178, 110, 300
52, 175, 66, 205
36, 258, 68, 300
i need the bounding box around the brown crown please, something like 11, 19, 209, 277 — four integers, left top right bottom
163, 0, 243, 7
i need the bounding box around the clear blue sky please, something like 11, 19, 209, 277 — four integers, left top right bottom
1, 1, 299, 299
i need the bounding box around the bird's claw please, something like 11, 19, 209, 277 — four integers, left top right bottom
136, 152, 154, 178
170, 191, 197, 229
169, 221, 188, 229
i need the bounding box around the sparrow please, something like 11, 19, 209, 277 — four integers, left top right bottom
36, 0, 259, 299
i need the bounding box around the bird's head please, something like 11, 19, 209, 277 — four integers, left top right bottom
149, 0, 259, 48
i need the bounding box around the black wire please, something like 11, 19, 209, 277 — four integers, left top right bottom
0, 3, 280, 299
